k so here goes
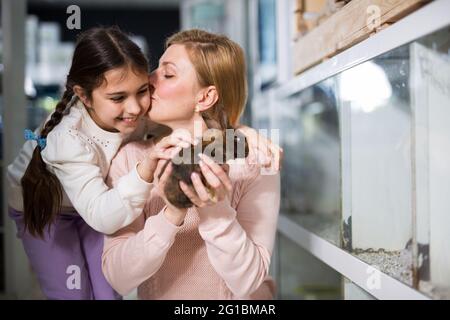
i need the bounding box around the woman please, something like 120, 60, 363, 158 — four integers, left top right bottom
102, 29, 280, 299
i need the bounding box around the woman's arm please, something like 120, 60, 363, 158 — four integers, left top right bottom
102, 207, 182, 296
101, 144, 185, 296
181, 155, 281, 297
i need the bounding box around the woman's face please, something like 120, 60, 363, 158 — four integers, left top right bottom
148, 44, 200, 127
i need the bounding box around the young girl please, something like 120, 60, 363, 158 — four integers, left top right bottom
102, 29, 280, 299
6, 27, 191, 300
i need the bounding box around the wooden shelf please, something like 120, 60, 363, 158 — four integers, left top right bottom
293, 0, 431, 75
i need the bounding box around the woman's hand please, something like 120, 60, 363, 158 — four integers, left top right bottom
237, 125, 284, 171
153, 159, 188, 226
179, 154, 233, 208
137, 132, 194, 183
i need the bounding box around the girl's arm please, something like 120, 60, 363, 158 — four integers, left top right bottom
237, 125, 284, 171
182, 155, 281, 298
42, 131, 189, 235
42, 132, 153, 234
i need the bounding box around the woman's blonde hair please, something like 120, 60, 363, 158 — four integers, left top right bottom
166, 29, 247, 129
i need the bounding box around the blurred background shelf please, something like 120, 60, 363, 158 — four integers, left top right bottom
293, 0, 431, 74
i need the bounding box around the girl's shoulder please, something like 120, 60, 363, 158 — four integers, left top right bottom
44, 107, 93, 156
51, 102, 84, 133
46, 103, 88, 145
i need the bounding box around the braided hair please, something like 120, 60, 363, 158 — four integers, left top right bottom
21, 26, 149, 238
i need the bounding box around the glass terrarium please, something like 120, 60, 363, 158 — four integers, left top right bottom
276, 25, 450, 299
339, 45, 415, 287
340, 26, 450, 299
410, 27, 450, 299
273, 78, 341, 246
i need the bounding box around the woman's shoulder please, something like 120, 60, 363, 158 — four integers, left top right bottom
116, 139, 155, 164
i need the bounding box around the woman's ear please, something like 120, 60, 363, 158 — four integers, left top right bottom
196, 86, 219, 112
73, 85, 91, 107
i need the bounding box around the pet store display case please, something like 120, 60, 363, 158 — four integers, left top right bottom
275, 0, 450, 299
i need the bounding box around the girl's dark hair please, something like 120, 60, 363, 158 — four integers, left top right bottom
21, 26, 149, 238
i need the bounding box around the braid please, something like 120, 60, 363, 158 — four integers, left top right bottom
40, 87, 74, 138
21, 87, 74, 238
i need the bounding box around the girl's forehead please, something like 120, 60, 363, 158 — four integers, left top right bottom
99, 67, 147, 91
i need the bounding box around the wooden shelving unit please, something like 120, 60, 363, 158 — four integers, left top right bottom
293, 0, 431, 74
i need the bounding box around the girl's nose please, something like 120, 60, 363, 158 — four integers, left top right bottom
126, 99, 142, 115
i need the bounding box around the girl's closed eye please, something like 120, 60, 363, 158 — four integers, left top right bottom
111, 96, 125, 103
138, 87, 149, 95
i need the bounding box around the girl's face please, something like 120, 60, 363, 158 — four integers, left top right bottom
83, 66, 150, 134
148, 44, 200, 127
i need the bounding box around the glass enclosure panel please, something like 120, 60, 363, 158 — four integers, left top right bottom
258, 0, 277, 86
341, 26, 450, 299
340, 45, 414, 287
277, 233, 342, 300
343, 278, 376, 300
274, 78, 341, 246
411, 27, 450, 299
279, 25, 450, 299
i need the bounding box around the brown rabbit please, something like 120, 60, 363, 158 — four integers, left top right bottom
161, 129, 249, 208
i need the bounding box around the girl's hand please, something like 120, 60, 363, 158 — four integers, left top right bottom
153, 159, 188, 226
237, 125, 284, 171
179, 154, 233, 208
137, 132, 194, 183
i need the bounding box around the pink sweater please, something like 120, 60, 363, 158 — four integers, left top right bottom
102, 140, 280, 299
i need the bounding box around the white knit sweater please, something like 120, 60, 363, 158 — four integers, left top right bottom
7, 100, 152, 234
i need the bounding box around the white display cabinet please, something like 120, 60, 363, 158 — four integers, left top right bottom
275, 0, 450, 299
